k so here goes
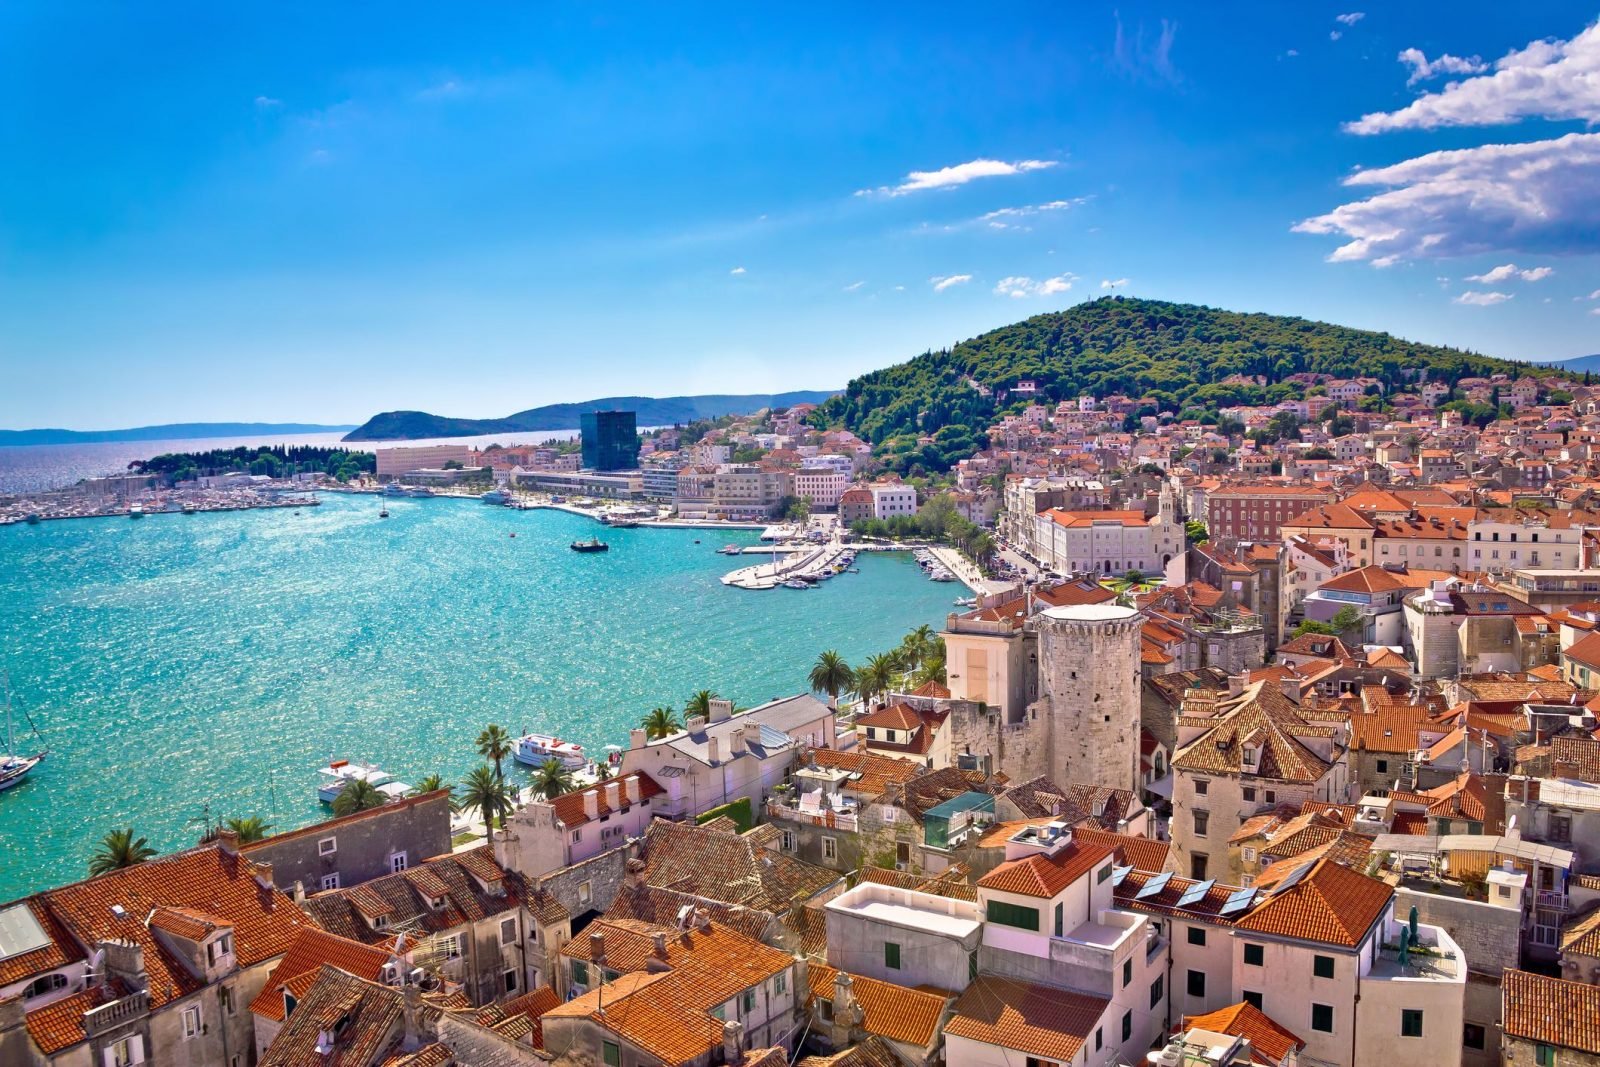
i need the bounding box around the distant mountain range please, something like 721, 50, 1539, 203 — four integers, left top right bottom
1535, 353, 1600, 374
0, 422, 357, 446
342, 391, 840, 442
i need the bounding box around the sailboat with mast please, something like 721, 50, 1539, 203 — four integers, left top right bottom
0, 674, 47, 792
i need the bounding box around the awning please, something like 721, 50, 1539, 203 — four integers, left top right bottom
1143, 773, 1174, 799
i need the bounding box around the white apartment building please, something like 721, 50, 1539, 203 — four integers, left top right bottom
1033, 488, 1182, 576
804, 453, 857, 476
375, 444, 474, 477
794, 467, 849, 510
1465, 510, 1596, 573
712, 464, 793, 520
871, 484, 918, 519
496, 771, 665, 877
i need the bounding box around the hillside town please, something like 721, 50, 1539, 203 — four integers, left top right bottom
7, 365, 1600, 1067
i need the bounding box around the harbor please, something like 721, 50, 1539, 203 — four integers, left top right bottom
0, 485, 323, 525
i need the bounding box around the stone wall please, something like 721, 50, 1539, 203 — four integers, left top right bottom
1035, 607, 1143, 793
242, 790, 452, 893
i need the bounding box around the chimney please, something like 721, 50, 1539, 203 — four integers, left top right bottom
730, 730, 746, 757
743, 721, 762, 753
630, 728, 649, 750
792, 954, 809, 1000
292, 880, 306, 905
707, 737, 720, 764
624, 775, 641, 804
652, 932, 669, 963
213, 827, 239, 853
583, 789, 600, 820
589, 932, 607, 973
604, 781, 621, 810
722, 1020, 744, 1061
1280, 677, 1301, 705
686, 714, 708, 733
252, 861, 275, 892
1228, 674, 1245, 697
709, 699, 735, 723
624, 857, 646, 891
401, 983, 425, 1050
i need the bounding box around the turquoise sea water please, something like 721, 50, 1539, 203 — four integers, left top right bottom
0, 495, 956, 899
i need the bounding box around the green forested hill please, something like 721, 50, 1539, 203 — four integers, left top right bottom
813, 297, 1538, 472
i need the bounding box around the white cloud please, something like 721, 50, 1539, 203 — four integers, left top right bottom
1466, 263, 1554, 283
1336, 12, 1365, 26
1348, 22, 1600, 134
1114, 13, 1181, 84
1592, 306, 1600, 315
729, 267, 746, 275
1330, 31, 1342, 42
979, 198, 1088, 222
994, 275, 1075, 298
1293, 133, 1600, 263
1287, 49, 1300, 57
860, 158, 1057, 198
416, 79, 466, 101
843, 280, 865, 292
1589, 288, 1600, 299
1100, 278, 1130, 289
254, 95, 281, 109
1454, 290, 1513, 305
931, 274, 973, 292
1397, 48, 1487, 86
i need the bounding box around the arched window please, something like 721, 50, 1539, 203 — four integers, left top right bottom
24, 973, 69, 1000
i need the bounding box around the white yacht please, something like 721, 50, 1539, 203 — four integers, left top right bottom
0, 676, 45, 793
512, 732, 587, 770
316, 760, 411, 804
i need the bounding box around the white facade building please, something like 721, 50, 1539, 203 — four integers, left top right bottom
871, 484, 918, 519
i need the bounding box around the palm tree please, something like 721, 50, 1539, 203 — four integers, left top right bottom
529, 757, 578, 801
332, 778, 386, 817
457, 765, 514, 838
413, 773, 452, 796
595, 761, 614, 781
641, 706, 683, 740
912, 642, 948, 689
808, 650, 854, 710
854, 652, 900, 708
223, 816, 273, 843
684, 689, 718, 720
476, 724, 513, 781
89, 828, 157, 876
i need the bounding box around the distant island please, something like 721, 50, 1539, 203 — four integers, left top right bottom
1536, 353, 1600, 374
342, 391, 840, 442
0, 422, 358, 447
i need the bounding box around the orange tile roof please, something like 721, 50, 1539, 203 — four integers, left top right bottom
0, 897, 82, 985
804, 748, 923, 798
549, 772, 665, 829
857, 703, 923, 731
23, 980, 131, 1054
1503, 969, 1600, 1054
43, 844, 311, 1011
807, 964, 949, 1047
1183, 1002, 1306, 1066
1232, 858, 1391, 949
249, 927, 394, 1022
977, 842, 1114, 899
945, 975, 1108, 1061
1070, 827, 1171, 873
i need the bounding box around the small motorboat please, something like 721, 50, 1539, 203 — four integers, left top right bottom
316, 760, 411, 804
379, 504, 390, 518
783, 578, 809, 590
571, 538, 609, 553
512, 733, 588, 769
718, 544, 743, 555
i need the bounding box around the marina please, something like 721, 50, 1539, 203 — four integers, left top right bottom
0, 492, 955, 899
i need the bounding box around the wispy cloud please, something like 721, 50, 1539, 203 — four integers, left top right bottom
842, 280, 865, 292
995, 275, 1075, 298
858, 158, 1057, 198
977, 198, 1090, 230
729, 266, 746, 275
416, 79, 467, 101
1100, 278, 1130, 290
1454, 290, 1513, 306
1336, 12, 1365, 26
1589, 289, 1600, 300
1113, 11, 1180, 84
1465, 264, 1552, 283
931, 274, 974, 292
1293, 133, 1600, 263
254, 95, 282, 109
1397, 48, 1487, 86
1347, 22, 1600, 134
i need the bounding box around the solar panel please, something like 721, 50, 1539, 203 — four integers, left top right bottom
1218, 888, 1257, 916
1175, 878, 1215, 909
1111, 865, 1133, 888
1133, 871, 1174, 901
1272, 861, 1316, 895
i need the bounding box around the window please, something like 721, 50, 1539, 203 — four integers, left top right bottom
1242, 787, 1256, 802
822, 837, 838, 861
1376, 759, 1388, 774
1190, 854, 1208, 880
1097, 862, 1112, 883
1150, 975, 1164, 1009
1313, 955, 1334, 979
1462, 1023, 1485, 1050
578, 881, 592, 905
1242, 990, 1263, 1010
572, 829, 582, 843
1311, 1003, 1334, 1033
1243, 943, 1264, 966
742, 989, 757, 1014
319, 873, 340, 891
443, 934, 464, 961
1551, 814, 1573, 843
603, 1041, 621, 1067
1194, 779, 1209, 796
1535, 1044, 1556, 1067
1187, 969, 1206, 998
110, 1036, 141, 1067
1122, 958, 1133, 988
572, 960, 590, 986
1095, 1028, 1103, 1052
1187, 927, 1206, 947
1241, 847, 1256, 864
780, 830, 796, 852
182, 1005, 202, 1039
866, 728, 876, 740
774, 973, 787, 996
1401, 1009, 1424, 1038
986, 900, 1041, 931
1121, 1010, 1132, 1042
24, 973, 68, 999
504, 968, 518, 994
885, 942, 902, 970
318, 836, 337, 855
389, 852, 408, 873
501, 918, 518, 945
1025, 1060, 1060, 1067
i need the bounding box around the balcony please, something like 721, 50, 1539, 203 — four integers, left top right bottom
82, 991, 150, 1038
766, 799, 858, 832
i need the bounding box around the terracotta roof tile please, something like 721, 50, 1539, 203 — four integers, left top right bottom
549, 773, 665, 830
945, 975, 1108, 1061
977, 842, 1114, 899
804, 748, 923, 798
249, 928, 394, 1022
1503, 969, 1600, 1054
640, 820, 838, 912
807, 964, 949, 1047
0, 897, 82, 986
1183, 1002, 1306, 1066
23, 980, 129, 1054
1232, 858, 1391, 949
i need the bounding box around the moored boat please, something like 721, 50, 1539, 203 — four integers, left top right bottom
570, 538, 609, 553
512, 732, 587, 769
0, 675, 46, 794
481, 489, 510, 505
128, 504, 145, 519
316, 760, 410, 804
718, 544, 743, 555
783, 578, 809, 589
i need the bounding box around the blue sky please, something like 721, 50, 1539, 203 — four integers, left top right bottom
2, 4, 1598, 429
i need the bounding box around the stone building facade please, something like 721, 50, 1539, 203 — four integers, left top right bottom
241, 789, 453, 894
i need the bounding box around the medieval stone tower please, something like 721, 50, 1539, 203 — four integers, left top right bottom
1035, 602, 1143, 793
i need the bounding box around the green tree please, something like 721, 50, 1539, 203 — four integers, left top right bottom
332, 779, 387, 817
528, 758, 578, 801
641, 706, 684, 740
854, 652, 901, 707
685, 689, 718, 720
457, 765, 514, 837
476, 724, 513, 781
808, 650, 855, 710
1184, 520, 1209, 545
414, 773, 451, 796
89, 828, 158, 875
223, 817, 273, 843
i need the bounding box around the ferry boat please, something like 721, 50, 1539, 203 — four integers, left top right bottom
570, 538, 609, 553
382, 484, 409, 497
481, 489, 511, 505
316, 760, 412, 804
181, 502, 197, 515
128, 504, 145, 519
0, 676, 46, 793
512, 733, 587, 770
